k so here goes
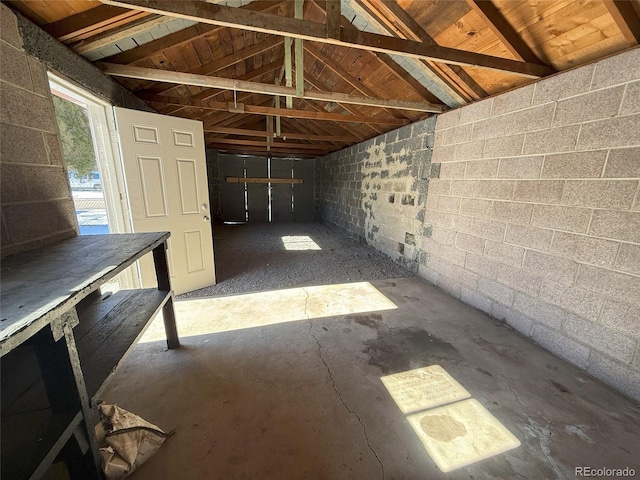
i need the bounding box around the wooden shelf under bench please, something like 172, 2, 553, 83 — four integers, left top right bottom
1, 232, 179, 479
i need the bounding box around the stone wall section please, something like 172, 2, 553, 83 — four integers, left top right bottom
424, 48, 640, 400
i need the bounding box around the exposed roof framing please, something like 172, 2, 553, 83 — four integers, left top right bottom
204, 125, 358, 143
355, 0, 489, 102
603, 0, 640, 45
72, 14, 173, 55
139, 93, 410, 126
44, 4, 149, 42
102, 0, 552, 78
464, 0, 550, 65
98, 62, 445, 112
138, 35, 285, 96
8, 0, 638, 158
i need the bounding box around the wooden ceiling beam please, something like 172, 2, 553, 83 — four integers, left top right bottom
280, 115, 353, 148
99, 62, 445, 112
282, 118, 352, 149
72, 14, 172, 55
358, 0, 487, 102
141, 36, 285, 96
211, 140, 318, 153
206, 136, 328, 152
304, 43, 433, 119
205, 125, 357, 143
210, 145, 318, 158
325, 0, 341, 40
308, 0, 442, 105
44, 5, 149, 42
102, 1, 286, 65
280, 117, 347, 147
139, 94, 409, 125
374, 53, 443, 104
299, 70, 385, 135
297, 98, 374, 140
603, 0, 640, 45
169, 60, 282, 116
101, 0, 552, 77
465, 0, 550, 65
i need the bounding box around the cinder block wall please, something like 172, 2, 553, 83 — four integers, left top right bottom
1, 4, 77, 257
424, 48, 640, 400
316, 118, 436, 270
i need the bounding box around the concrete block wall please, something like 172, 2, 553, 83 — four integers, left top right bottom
1, 3, 77, 257
424, 48, 640, 401
316, 117, 436, 270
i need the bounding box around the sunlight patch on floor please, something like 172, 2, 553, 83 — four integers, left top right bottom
281, 235, 321, 250
407, 399, 521, 473
382, 366, 520, 473
381, 366, 470, 414
139, 281, 396, 342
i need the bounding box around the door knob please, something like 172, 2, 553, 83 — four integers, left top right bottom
203, 215, 210, 222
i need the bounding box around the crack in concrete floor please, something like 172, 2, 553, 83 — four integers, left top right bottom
302, 288, 386, 480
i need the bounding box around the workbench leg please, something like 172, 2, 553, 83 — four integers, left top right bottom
162, 296, 180, 349
153, 242, 180, 349
63, 322, 103, 479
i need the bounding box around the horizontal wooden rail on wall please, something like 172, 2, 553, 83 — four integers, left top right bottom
226, 177, 303, 184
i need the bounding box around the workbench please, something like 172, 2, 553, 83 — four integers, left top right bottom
1, 232, 179, 479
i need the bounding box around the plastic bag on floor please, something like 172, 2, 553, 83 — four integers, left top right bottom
95, 404, 174, 480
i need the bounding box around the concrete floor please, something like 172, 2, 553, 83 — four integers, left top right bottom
103, 224, 640, 479
182, 223, 412, 297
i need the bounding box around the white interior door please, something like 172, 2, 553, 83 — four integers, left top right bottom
114, 107, 215, 295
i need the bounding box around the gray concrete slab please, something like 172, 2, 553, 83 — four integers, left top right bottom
103, 274, 640, 479
182, 223, 412, 298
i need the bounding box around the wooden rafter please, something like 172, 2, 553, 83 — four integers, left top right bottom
173, 60, 283, 116
204, 126, 357, 143
309, 0, 443, 104
300, 70, 385, 135
358, 0, 487, 102
282, 116, 353, 148
297, 97, 372, 140
304, 43, 429, 120
211, 147, 317, 158
373, 53, 442, 104
102, 1, 287, 65
72, 14, 172, 55
101, 0, 552, 78
603, 0, 640, 45
465, 0, 550, 65
44, 5, 149, 42
208, 137, 329, 152
140, 94, 409, 126
140, 36, 285, 96
325, 0, 340, 40
98, 62, 445, 112
280, 118, 347, 148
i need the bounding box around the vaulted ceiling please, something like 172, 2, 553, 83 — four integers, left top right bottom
6, 0, 640, 158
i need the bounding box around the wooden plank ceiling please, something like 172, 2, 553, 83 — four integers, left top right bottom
7, 0, 640, 158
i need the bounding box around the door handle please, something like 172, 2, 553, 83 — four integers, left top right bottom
203, 215, 210, 222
